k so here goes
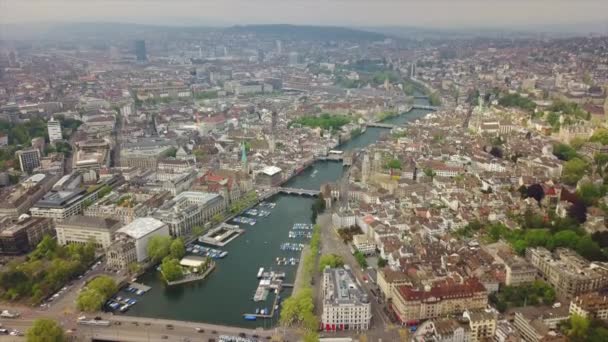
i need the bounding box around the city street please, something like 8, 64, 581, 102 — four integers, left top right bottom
316, 213, 406, 342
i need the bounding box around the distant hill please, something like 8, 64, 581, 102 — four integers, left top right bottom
225, 24, 388, 41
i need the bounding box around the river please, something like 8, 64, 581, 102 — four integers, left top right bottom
124, 104, 432, 327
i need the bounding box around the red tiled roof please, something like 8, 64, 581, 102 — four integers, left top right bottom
396, 277, 486, 302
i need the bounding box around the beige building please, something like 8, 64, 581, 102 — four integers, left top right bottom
569, 292, 608, 320
55, 215, 121, 249
512, 306, 569, 342
504, 256, 538, 286
377, 268, 411, 301
464, 310, 497, 342
526, 247, 608, 299
321, 267, 372, 332
391, 277, 488, 324
106, 237, 137, 271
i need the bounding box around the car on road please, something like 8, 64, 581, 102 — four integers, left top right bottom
239, 333, 246, 337
196, 328, 204, 333
144, 322, 151, 326
166, 324, 174, 330
161, 335, 168, 339
211, 330, 217, 334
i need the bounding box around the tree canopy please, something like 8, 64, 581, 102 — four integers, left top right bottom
562, 158, 590, 186
169, 238, 186, 260
498, 93, 536, 112
27, 319, 65, 342
290, 113, 351, 130
318, 254, 344, 272
160, 257, 184, 282
146, 235, 173, 263
76, 275, 117, 312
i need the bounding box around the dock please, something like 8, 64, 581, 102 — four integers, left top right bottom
129, 283, 151, 293
243, 290, 282, 319
198, 223, 245, 247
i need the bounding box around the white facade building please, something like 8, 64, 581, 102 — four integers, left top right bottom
47, 118, 63, 142
116, 217, 170, 262
322, 267, 372, 332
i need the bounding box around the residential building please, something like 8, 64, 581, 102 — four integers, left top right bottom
352, 234, 376, 255
391, 277, 488, 324
504, 256, 538, 286
526, 247, 608, 299
0, 217, 55, 255
116, 217, 170, 262
463, 310, 497, 342
413, 319, 469, 342
512, 306, 569, 342
55, 215, 121, 249
0, 173, 59, 217
321, 267, 372, 331
569, 292, 608, 320
16, 148, 41, 174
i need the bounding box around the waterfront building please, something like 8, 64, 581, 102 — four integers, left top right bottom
256, 166, 283, 187
525, 247, 608, 299
153, 191, 225, 237
47, 117, 62, 142
569, 292, 608, 320
106, 237, 137, 270
321, 266, 372, 331
391, 277, 488, 324
16, 148, 41, 174
55, 215, 121, 249
116, 217, 169, 262
0, 217, 55, 255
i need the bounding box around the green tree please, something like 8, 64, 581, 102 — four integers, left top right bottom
169, 238, 186, 260
318, 254, 344, 272
353, 251, 368, 268
553, 143, 578, 161
377, 257, 388, 268
128, 262, 142, 274
562, 158, 590, 185
160, 257, 184, 282
567, 314, 590, 342
76, 288, 105, 312
87, 275, 118, 298
590, 128, 608, 145
27, 318, 65, 342
423, 167, 436, 180
384, 159, 402, 170
146, 236, 172, 263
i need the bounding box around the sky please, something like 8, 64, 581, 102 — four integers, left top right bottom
1, 0, 608, 30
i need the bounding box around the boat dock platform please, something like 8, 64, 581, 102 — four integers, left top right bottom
198, 223, 244, 247
243, 290, 282, 320
129, 283, 151, 293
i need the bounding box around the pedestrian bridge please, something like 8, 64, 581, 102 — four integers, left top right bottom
413, 105, 438, 110
276, 187, 320, 196
366, 122, 396, 129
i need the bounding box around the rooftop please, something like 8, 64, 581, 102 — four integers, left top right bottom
324, 267, 369, 306
117, 217, 166, 239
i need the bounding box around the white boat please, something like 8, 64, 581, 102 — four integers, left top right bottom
257, 267, 264, 278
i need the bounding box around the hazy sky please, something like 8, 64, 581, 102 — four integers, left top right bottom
2, 0, 608, 29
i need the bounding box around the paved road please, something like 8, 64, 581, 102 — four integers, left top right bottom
317, 213, 405, 342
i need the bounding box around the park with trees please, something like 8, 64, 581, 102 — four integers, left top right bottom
146, 236, 188, 282
289, 113, 351, 130
26, 318, 65, 342
76, 275, 118, 312
0, 236, 96, 304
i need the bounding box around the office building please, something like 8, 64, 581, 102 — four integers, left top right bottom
256, 166, 283, 187
47, 117, 62, 142
135, 40, 147, 61
120, 138, 176, 170
321, 266, 372, 331
16, 149, 41, 174
0, 217, 55, 255
116, 217, 170, 262
55, 215, 121, 249
153, 191, 225, 236
512, 306, 569, 342
526, 247, 608, 299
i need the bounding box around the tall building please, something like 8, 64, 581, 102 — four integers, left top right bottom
47, 117, 62, 142
135, 40, 147, 62
275, 40, 282, 54
321, 267, 372, 332
16, 149, 41, 174
288, 52, 300, 66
